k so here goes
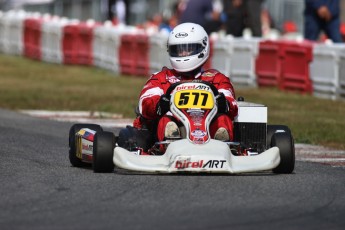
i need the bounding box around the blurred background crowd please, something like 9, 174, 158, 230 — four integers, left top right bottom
1, 0, 345, 43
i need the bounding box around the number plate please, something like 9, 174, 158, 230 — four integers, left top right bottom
174, 89, 214, 109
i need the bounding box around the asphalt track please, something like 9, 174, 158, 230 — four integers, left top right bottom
0, 108, 344, 230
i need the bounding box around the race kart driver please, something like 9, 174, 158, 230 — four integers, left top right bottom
133, 22, 238, 144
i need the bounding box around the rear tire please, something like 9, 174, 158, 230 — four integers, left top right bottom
69, 124, 103, 168
267, 125, 291, 149
93, 131, 115, 173
271, 131, 295, 174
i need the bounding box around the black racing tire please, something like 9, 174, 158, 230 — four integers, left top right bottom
93, 131, 115, 173
69, 123, 103, 168
267, 125, 291, 148
271, 131, 295, 174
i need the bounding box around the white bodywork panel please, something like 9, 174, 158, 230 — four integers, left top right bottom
235, 101, 267, 123
113, 139, 280, 173
113, 101, 277, 174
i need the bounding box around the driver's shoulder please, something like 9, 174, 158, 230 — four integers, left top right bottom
202, 69, 227, 77
201, 69, 229, 81
150, 67, 175, 79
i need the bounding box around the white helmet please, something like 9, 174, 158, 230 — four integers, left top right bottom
167, 23, 210, 73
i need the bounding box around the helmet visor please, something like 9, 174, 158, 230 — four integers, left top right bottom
168, 43, 204, 57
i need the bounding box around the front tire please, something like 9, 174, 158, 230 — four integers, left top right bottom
93, 131, 115, 173
271, 131, 295, 174
69, 124, 103, 168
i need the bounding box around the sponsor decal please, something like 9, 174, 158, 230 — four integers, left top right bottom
176, 85, 196, 91
192, 138, 205, 144
82, 154, 93, 163
175, 159, 226, 169
77, 130, 86, 135
167, 75, 180, 84
191, 130, 206, 138
202, 72, 216, 77
188, 109, 205, 126
175, 32, 188, 38
196, 85, 210, 91
82, 131, 94, 142
175, 84, 210, 91
82, 144, 93, 151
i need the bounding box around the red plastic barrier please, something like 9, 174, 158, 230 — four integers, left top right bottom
62, 24, 79, 64
255, 40, 282, 87
77, 23, 95, 65
134, 34, 150, 76
256, 40, 313, 93
279, 41, 313, 93
119, 34, 136, 75
62, 22, 98, 65
119, 33, 150, 76
24, 18, 43, 60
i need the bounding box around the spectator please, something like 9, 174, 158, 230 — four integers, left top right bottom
173, 0, 187, 20
222, 0, 264, 37
166, 0, 185, 30
141, 13, 163, 34
178, 0, 216, 34
204, 0, 224, 34
304, 0, 342, 43
260, 6, 275, 37
111, 0, 126, 25
245, 0, 263, 37
222, 0, 245, 36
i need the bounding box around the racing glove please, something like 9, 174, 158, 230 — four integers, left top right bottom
216, 93, 230, 114
156, 94, 170, 116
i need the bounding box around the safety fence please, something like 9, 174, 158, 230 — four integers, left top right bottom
1, 10, 345, 101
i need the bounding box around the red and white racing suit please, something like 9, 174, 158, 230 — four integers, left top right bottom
133, 67, 238, 141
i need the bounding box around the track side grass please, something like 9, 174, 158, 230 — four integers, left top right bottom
0, 55, 147, 117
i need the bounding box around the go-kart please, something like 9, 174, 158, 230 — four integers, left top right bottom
68, 80, 295, 174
